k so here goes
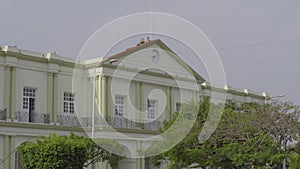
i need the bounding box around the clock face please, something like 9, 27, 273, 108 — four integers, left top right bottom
151, 50, 159, 63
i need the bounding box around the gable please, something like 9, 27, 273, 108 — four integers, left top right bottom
105, 39, 205, 83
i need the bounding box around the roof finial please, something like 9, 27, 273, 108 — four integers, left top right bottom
137, 38, 145, 46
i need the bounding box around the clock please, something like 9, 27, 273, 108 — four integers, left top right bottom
151, 49, 159, 63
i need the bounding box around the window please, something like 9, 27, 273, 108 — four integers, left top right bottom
176, 102, 181, 112
63, 92, 75, 113
114, 95, 125, 116
23, 87, 36, 111
147, 99, 156, 119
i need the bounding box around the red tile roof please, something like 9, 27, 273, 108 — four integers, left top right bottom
106, 39, 161, 60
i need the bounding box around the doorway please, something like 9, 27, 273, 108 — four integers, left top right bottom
29, 98, 35, 122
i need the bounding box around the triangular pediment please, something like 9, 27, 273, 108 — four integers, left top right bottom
105, 39, 205, 83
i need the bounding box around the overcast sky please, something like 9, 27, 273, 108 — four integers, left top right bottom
1, 0, 300, 104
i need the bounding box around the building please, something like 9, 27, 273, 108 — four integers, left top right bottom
0, 39, 268, 169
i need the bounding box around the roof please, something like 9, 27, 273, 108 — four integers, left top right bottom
107, 39, 175, 60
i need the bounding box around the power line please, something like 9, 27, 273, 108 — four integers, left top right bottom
218, 37, 300, 50
159, 36, 300, 56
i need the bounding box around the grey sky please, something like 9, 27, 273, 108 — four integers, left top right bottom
1, 0, 300, 104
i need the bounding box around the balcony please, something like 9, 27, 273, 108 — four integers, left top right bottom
57, 114, 89, 127
58, 114, 163, 131
0, 111, 164, 131
109, 116, 164, 131
16, 111, 50, 124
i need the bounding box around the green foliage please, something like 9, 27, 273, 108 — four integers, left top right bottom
144, 101, 199, 164
92, 138, 125, 167
289, 153, 300, 169
148, 100, 300, 169
18, 133, 124, 169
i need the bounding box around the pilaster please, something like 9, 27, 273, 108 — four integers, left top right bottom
135, 158, 141, 169
165, 87, 171, 120
4, 66, 11, 120
95, 76, 99, 107
10, 67, 16, 120
53, 73, 58, 123
107, 77, 112, 120
101, 76, 107, 119
170, 87, 174, 119
94, 162, 100, 169
101, 161, 110, 169
135, 82, 141, 122
3, 135, 9, 169
141, 158, 145, 169
47, 73, 53, 123
98, 75, 102, 117
140, 82, 145, 121
9, 135, 15, 169
136, 141, 145, 169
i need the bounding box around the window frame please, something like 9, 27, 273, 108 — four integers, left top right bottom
147, 99, 157, 119
114, 95, 126, 117
175, 102, 181, 112
63, 92, 75, 114
22, 87, 36, 112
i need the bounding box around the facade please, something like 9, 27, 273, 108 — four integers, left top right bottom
0, 39, 268, 169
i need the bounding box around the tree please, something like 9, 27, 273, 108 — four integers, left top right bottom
147, 100, 300, 169
18, 133, 124, 169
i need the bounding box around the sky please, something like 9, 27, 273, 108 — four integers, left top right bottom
1, 0, 300, 104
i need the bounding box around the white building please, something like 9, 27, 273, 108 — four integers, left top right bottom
0, 39, 268, 169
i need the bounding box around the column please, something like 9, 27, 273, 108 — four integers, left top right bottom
101, 161, 110, 169
9, 135, 15, 169
95, 75, 101, 126
4, 66, 11, 120
10, 67, 16, 120
53, 73, 58, 123
107, 77, 112, 120
135, 82, 141, 122
140, 158, 145, 169
98, 75, 101, 117
140, 82, 144, 121
135, 141, 145, 169
135, 158, 141, 169
101, 76, 107, 119
165, 87, 171, 120
170, 87, 174, 119
3, 135, 9, 169
47, 73, 53, 123
94, 162, 100, 169
95, 76, 99, 107
196, 90, 200, 103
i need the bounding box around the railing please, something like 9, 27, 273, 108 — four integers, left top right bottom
109, 116, 163, 131
57, 114, 89, 127
144, 120, 164, 131
16, 111, 50, 124
1, 112, 164, 131
61, 115, 164, 131
0, 109, 7, 121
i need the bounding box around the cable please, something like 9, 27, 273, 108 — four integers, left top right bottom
217, 37, 300, 50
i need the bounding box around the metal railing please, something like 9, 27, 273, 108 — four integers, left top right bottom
1, 112, 164, 131
57, 114, 89, 127
16, 111, 50, 124
109, 116, 163, 131
0, 108, 7, 121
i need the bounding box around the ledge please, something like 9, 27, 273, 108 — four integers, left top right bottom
0, 121, 160, 134
0, 121, 84, 132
